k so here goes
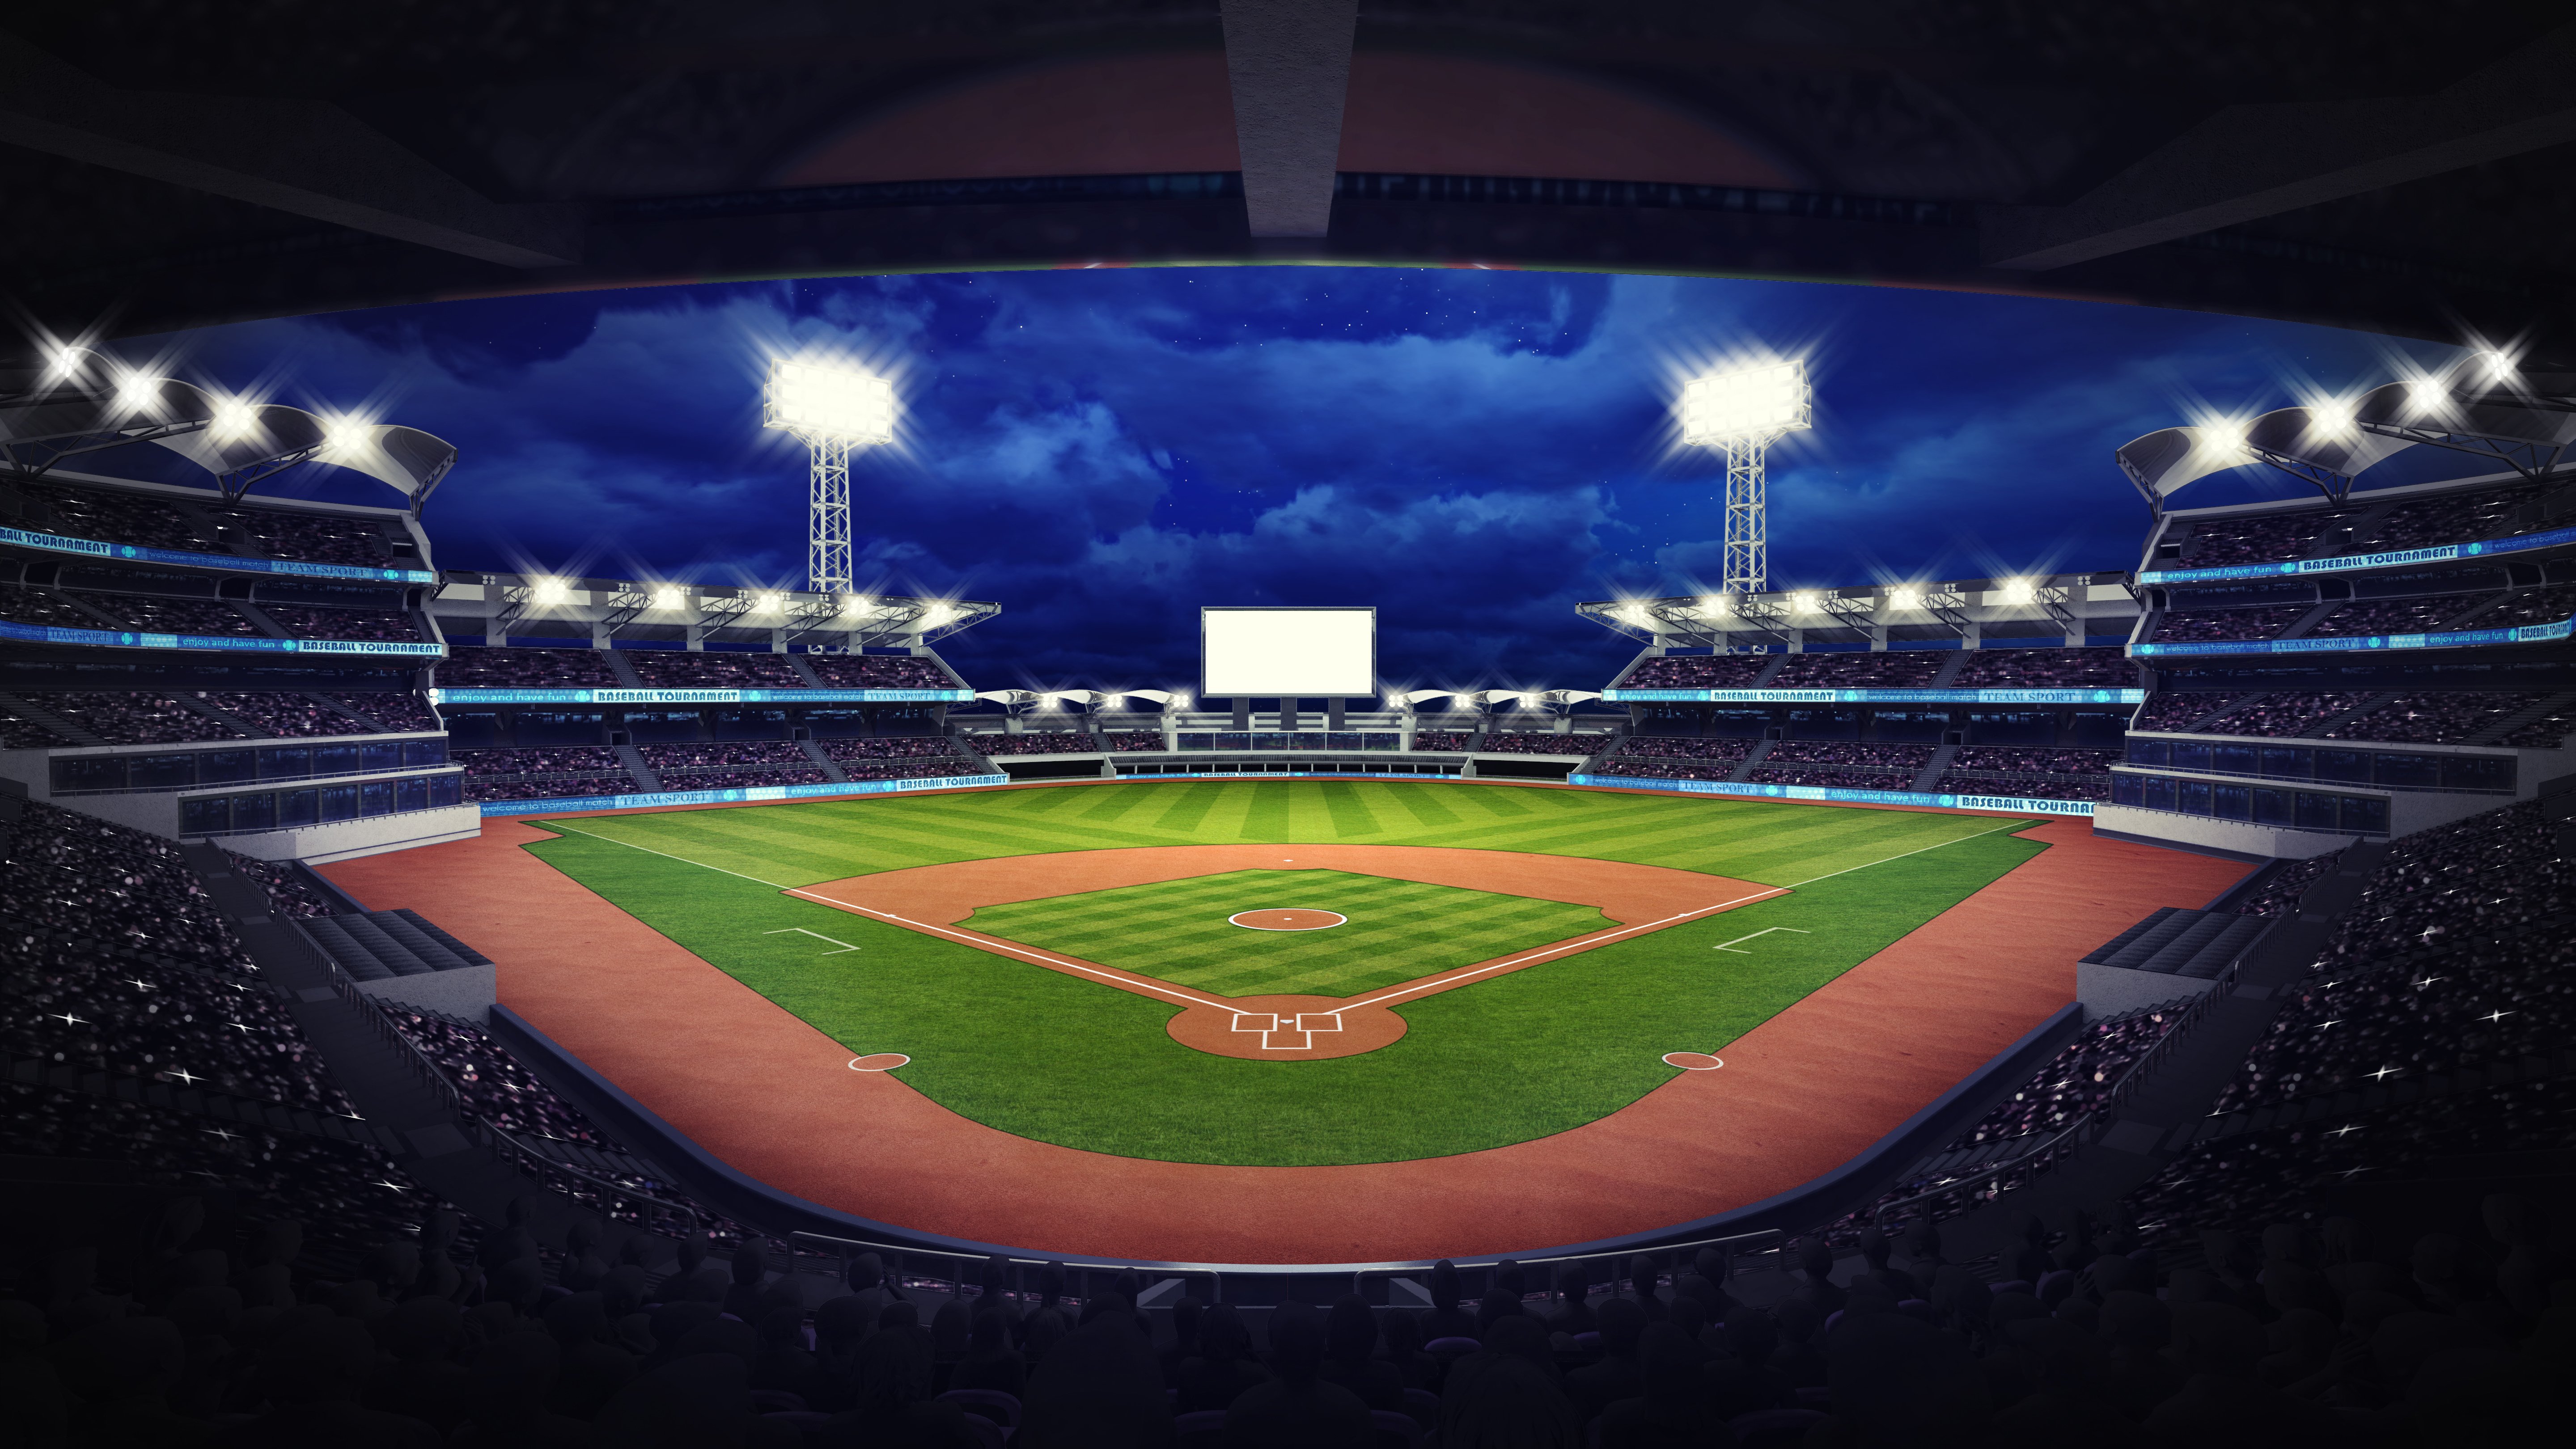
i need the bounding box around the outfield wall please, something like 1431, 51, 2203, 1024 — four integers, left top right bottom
475, 774, 1008, 815
1567, 773, 2096, 816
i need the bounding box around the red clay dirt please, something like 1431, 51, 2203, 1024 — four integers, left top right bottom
1229, 909, 1345, 931
323, 808, 2248, 1264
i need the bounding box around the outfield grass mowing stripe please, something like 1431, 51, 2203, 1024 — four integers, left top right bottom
1319, 781, 1384, 838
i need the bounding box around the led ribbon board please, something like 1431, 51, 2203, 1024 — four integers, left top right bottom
2132, 614, 2572, 658
1568, 774, 2095, 815
2136, 524, 2576, 585
0, 522, 436, 584
0, 619, 443, 656
475, 773, 1005, 815
1600, 687, 2146, 704
1201, 607, 1377, 697
428, 687, 975, 704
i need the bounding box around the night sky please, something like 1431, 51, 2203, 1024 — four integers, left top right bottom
122, 268, 2472, 692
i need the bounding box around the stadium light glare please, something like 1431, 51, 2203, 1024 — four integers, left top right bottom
649, 585, 684, 609
318, 414, 370, 453
113, 371, 160, 413
1888, 586, 1924, 610
209, 397, 260, 441
2312, 399, 2357, 436
921, 603, 953, 627
531, 577, 572, 605
2000, 578, 2038, 605
1789, 591, 1821, 614
764, 359, 894, 443
841, 593, 870, 615
2480, 350, 2516, 384
42, 344, 84, 381
1700, 594, 1729, 616
1680, 360, 1812, 444
753, 592, 785, 613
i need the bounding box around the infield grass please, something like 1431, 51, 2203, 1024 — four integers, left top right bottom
965, 868, 1610, 998
521, 780, 2048, 1165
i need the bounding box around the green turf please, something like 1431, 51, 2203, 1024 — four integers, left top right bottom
521, 781, 2049, 1165
962, 868, 1609, 999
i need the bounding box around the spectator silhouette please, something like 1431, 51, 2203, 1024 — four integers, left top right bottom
1173, 1302, 1268, 1413
953, 1307, 1025, 1398
1222, 1301, 1368, 1448
1317, 1294, 1402, 1410
2140, 1302, 2345, 1444
1015, 1305, 1173, 1449
814, 1326, 978, 1448
1562, 1296, 1646, 1421
1620, 1255, 1669, 1322
1595, 1322, 1729, 1449
1422, 1261, 1479, 1341
1547, 1263, 1595, 1335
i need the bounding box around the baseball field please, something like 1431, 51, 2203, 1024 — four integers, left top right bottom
516, 778, 2049, 1166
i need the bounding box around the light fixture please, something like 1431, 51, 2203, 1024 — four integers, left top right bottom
209, 398, 260, 441
1790, 591, 1821, 614
2311, 399, 2356, 436
1680, 360, 1812, 444
841, 593, 870, 615
754, 592, 785, 613
650, 585, 685, 609
319, 415, 369, 452
921, 603, 953, 627
1888, 586, 1924, 610
1700, 594, 1729, 616
114, 371, 160, 412
532, 577, 572, 605
2481, 350, 2516, 384
42, 345, 84, 382
763, 360, 896, 443
2000, 578, 2038, 605
2407, 377, 2449, 412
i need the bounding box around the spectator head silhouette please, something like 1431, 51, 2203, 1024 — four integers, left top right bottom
843, 1251, 881, 1292
1325, 1294, 1377, 1363
1694, 1244, 1730, 1284
727, 1241, 764, 1287
1593, 1297, 1646, 1358
1428, 1259, 1462, 1311
1197, 1302, 1252, 1364
1626, 1254, 1660, 1301
1266, 1300, 1327, 1387
1797, 1237, 1835, 1283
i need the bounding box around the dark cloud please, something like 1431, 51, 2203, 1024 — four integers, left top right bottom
134, 269, 2466, 691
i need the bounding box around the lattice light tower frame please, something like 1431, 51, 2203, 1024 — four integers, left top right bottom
1681, 359, 1813, 599
762, 358, 896, 600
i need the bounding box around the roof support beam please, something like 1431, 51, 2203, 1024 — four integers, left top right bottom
0, 33, 579, 269
1983, 22, 2576, 271
1219, 0, 1356, 238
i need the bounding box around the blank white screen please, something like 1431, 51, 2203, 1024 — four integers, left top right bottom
1202, 608, 1376, 696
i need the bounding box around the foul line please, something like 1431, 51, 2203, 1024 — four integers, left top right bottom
785, 887, 1235, 1011
542, 821, 795, 888
1339, 883, 1792, 1009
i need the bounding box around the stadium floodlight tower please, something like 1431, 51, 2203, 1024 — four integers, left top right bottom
762, 358, 896, 599
1680, 358, 1812, 599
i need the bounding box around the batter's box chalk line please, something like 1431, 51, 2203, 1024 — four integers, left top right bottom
768, 927, 861, 954
1231, 1010, 1344, 1050
1662, 1052, 1724, 1070
847, 1054, 910, 1071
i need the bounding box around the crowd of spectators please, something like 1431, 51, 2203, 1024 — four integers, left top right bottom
1950, 646, 2135, 687
1478, 731, 1592, 754
2152, 605, 2311, 644
1746, 766, 1907, 790
2499, 699, 2576, 748
625, 649, 804, 688
465, 776, 639, 802
1934, 774, 2110, 801
0, 1081, 456, 1264
438, 646, 619, 687
1591, 758, 1737, 781
1618, 737, 1753, 761
201, 505, 397, 567
8, 478, 207, 551
225, 850, 340, 919
2369, 481, 2544, 550
658, 767, 831, 790
30, 691, 243, 744
0, 800, 248, 975
0, 583, 110, 629
801, 654, 954, 688
2305, 799, 2572, 992
638, 741, 810, 769
330, 691, 438, 732
2178, 510, 2336, 566
2229, 850, 2344, 918
388, 1009, 629, 1148
2325, 692, 2542, 746
197, 691, 369, 738
1411, 730, 1474, 751
2198, 691, 2374, 738
841, 758, 978, 781
82, 593, 261, 636
1957, 1008, 2182, 1148
1952, 747, 2120, 775
1765, 741, 1935, 769
1619, 654, 1775, 688
822, 737, 961, 762
2133, 691, 2248, 732
2481, 584, 2576, 627
261, 605, 423, 642
456, 747, 627, 777
0, 700, 65, 747
2305, 594, 2485, 637
1770, 651, 1949, 687
970, 731, 1097, 755
1102, 730, 1165, 751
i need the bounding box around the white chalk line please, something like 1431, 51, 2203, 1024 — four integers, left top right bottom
784, 887, 1236, 1012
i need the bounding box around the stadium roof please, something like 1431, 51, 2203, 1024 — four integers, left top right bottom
4, 4, 2574, 357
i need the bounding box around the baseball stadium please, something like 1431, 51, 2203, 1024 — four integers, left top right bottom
4, 5, 2573, 1444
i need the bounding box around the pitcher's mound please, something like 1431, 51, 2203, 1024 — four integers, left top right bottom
1228, 909, 1347, 932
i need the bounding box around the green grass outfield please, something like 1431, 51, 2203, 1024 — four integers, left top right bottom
966, 868, 1610, 999
523, 780, 2047, 1165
